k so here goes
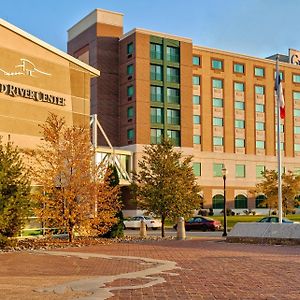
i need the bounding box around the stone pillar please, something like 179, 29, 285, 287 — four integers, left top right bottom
140, 219, 147, 238
177, 217, 186, 240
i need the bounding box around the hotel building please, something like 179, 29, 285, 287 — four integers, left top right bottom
67, 9, 300, 214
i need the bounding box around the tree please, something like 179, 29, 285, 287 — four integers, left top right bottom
27, 114, 121, 242
132, 139, 201, 237
0, 138, 31, 244
101, 164, 124, 238
251, 169, 300, 216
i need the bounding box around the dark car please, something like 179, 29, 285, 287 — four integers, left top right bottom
174, 216, 222, 231
257, 216, 296, 223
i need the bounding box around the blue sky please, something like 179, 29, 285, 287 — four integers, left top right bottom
1, 0, 300, 58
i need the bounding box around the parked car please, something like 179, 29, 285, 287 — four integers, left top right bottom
174, 216, 222, 231
123, 216, 162, 230
257, 216, 296, 223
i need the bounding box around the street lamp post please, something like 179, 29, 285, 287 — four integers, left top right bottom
222, 167, 228, 237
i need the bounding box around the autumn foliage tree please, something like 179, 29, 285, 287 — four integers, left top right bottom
251, 169, 300, 215
27, 114, 121, 242
132, 139, 201, 237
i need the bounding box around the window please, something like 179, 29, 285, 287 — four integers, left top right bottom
255, 86, 264, 95
213, 163, 224, 177
193, 115, 201, 124
213, 117, 223, 126
213, 98, 223, 107
234, 82, 244, 92
235, 120, 245, 128
256, 195, 267, 208
167, 109, 180, 125
235, 101, 245, 110
167, 88, 180, 104
193, 135, 201, 144
256, 165, 265, 178
212, 59, 223, 70
235, 138, 245, 148
150, 86, 163, 102
127, 64, 133, 76
127, 128, 134, 141
235, 165, 246, 178
294, 109, 300, 117
166, 46, 179, 62
193, 95, 200, 105
167, 130, 180, 146
295, 144, 300, 152
150, 107, 164, 124
256, 122, 265, 131
212, 194, 224, 209
193, 162, 201, 176
254, 67, 265, 77
150, 64, 163, 81
234, 195, 248, 208
150, 43, 163, 60
293, 74, 300, 83
295, 126, 300, 134
193, 75, 200, 85
275, 142, 285, 151
193, 56, 200, 66
127, 42, 133, 55
213, 79, 223, 89
234, 63, 244, 74
213, 136, 223, 146
127, 107, 134, 120
293, 91, 300, 100
274, 71, 284, 80
167, 67, 180, 83
127, 85, 134, 97
256, 104, 265, 113
256, 140, 265, 149
279, 124, 284, 133
151, 128, 163, 144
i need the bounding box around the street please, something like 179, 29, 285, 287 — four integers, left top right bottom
124, 228, 223, 238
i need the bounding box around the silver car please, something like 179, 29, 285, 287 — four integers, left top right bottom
123, 215, 162, 230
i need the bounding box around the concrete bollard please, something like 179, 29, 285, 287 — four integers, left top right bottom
177, 217, 186, 240
140, 219, 147, 238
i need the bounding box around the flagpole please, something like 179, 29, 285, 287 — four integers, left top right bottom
276, 55, 283, 223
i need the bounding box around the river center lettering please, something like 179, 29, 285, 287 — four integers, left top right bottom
0, 83, 65, 106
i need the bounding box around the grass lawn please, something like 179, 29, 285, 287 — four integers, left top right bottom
212, 214, 300, 229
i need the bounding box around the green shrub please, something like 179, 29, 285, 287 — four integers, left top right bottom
102, 210, 124, 238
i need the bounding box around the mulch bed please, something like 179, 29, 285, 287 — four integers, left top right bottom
0, 235, 175, 252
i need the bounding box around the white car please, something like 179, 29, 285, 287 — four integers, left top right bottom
123, 216, 162, 230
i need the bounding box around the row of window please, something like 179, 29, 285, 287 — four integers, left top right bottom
211, 194, 268, 209
191, 56, 300, 83
151, 86, 180, 104
192, 163, 275, 179
150, 64, 180, 83
150, 43, 180, 62
150, 128, 180, 146
127, 41, 300, 85
193, 135, 288, 151
193, 77, 272, 96
150, 107, 180, 125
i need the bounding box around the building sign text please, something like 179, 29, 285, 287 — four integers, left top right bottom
0, 83, 65, 106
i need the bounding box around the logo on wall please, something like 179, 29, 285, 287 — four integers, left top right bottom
289, 49, 300, 65
0, 58, 51, 77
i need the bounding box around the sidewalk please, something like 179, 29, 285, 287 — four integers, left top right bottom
0, 238, 299, 299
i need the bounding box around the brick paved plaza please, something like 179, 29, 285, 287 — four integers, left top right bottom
0, 237, 299, 299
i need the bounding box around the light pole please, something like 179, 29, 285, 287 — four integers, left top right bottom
222, 167, 228, 237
